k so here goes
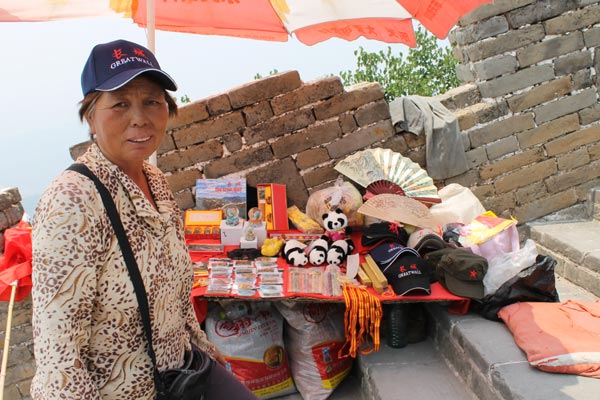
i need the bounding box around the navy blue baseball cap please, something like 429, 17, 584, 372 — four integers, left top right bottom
81, 39, 177, 96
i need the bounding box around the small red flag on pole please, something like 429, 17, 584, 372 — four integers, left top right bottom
0, 220, 33, 399
0, 221, 32, 302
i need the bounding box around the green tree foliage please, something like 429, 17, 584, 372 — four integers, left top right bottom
339, 27, 459, 101
254, 69, 280, 80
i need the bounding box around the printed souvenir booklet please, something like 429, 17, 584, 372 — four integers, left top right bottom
196, 178, 247, 219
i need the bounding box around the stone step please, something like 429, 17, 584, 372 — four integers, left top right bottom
276, 319, 477, 400
278, 277, 599, 400
428, 276, 600, 400
357, 337, 477, 400
528, 220, 600, 297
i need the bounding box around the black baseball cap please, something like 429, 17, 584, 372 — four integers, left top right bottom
370, 242, 418, 268
81, 39, 177, 96
381, 253, 433, 296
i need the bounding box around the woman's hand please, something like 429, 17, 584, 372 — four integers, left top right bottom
212, 347, 228, 367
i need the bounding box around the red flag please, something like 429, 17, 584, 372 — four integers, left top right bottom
0, 221, 33, 302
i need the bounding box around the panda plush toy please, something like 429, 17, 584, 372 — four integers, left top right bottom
307, 236, 329, 266
327, 238, 355, 265
321, 209, 355, 265
321, 208, 350, 242
281, 239, 309, 267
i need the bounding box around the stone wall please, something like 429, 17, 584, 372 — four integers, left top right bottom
447, 0, 600, 221
157, 73, 418, 211
145, 1, 599, 224
0, 188, 33, 400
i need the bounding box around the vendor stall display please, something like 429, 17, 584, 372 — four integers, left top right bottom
186, 176, 507, 399
184, 165, 573, 399
191, 230, 471, 314
186, 177, 509, 318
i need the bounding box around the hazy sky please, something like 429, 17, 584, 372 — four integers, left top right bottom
0, 17, 406, 213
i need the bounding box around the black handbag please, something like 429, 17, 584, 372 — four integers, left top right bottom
68, 163, 213, 400
157, 343, 212, 400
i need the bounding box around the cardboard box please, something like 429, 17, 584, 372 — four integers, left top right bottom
220, 219, 245, 246
257, 183, 289, 231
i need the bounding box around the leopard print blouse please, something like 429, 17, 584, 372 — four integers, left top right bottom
31, 144, 215, 400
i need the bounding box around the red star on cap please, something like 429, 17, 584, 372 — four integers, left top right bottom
399, 266, 406, 273
410, 263, 418, 270
470, 269, 478, 278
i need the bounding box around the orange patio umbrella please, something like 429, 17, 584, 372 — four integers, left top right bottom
0, 0, 492, 48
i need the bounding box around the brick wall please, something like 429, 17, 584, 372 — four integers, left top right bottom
447, 0, 600, 221
0, 188, 33, 400
139, 1, 598, 223
157, 73, 415, 211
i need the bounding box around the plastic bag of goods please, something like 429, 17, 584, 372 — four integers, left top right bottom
483, 239, 538, 297
275, 301, 352, 400
429, 183, 486, 226
459, 211, 520, 261
305, 176, 364, 229
205, 301, 296, 399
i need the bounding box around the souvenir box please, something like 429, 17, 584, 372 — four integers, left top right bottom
184, 209, 222, 239
257, 183, 289, 231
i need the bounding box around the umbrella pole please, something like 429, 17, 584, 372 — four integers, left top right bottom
147, 0, 155, 54
0, 280, 18, 400
147, 0, 158, 167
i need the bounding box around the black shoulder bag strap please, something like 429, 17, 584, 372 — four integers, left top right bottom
66, 163, 164, 389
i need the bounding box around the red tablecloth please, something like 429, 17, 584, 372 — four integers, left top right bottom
189, 231, 471, 322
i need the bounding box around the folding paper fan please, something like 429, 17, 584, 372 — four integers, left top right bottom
364, 180, 405, 200
357, 194, 439, 229
333, 150, 386, 187
335, 148, 441, 204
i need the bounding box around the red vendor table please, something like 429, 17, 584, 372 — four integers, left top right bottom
189, 231, 470, 322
